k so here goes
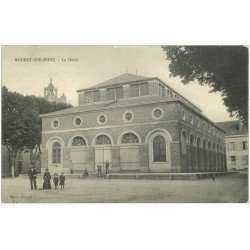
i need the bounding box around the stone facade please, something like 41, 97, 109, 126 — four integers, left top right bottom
217, 121, 248, 170
40, 73, 227, 174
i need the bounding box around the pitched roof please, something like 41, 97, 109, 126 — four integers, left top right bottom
77, 73, 151, 92
216, 121, 248, 135
40, 96, 171, 117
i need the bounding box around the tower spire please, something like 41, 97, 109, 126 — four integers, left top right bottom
126, 66, 128, 73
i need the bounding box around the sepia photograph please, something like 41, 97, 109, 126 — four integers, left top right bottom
1, 45, 248, 203
1, 1, 250, 250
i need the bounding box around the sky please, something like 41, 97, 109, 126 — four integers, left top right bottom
2, 45, 236, 122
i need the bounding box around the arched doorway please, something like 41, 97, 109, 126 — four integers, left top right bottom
45, 136, 65, 174
94, 134, 112, 172
119, 132, 140, 172
147, 130, 171, 173
69, 136, 87, 174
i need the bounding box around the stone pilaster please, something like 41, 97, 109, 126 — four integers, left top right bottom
86, 147, 95, 173
186, 145, 191, 172
139, 144, 149, 172
193, 145, 198, 172
112, 146, 121, 173
197, 148, 202, 172
63, 148, 71, 168
170, 142, 181, 173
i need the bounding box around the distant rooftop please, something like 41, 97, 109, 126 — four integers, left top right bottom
216, 121, 248, 136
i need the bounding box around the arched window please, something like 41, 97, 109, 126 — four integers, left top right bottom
52, 142, 61, 164
153, 136, 166, 162
182, 110, 186, 120
197, 119, 200, 128
72, 136, 86, 146
96, 134, 111, 145
190, 115, 194, 125
121, 133, 139, 144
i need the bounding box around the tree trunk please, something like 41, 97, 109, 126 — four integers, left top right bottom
11, 155, 15, 178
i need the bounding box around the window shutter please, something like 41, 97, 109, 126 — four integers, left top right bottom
227, 143, 230, 150
234, 143, 237, 150
235, 156, 238, 165
239, 142, 243, 150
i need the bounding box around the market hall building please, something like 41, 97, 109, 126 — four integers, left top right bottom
40, 73, 227, 174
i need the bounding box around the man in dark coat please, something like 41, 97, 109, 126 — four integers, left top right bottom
105, 160, 110, 174
28, 165, 37, 190
97, 163, 102, 178
59, 172, 65, 189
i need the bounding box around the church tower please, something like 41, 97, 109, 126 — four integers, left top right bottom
44, 78, 67, 103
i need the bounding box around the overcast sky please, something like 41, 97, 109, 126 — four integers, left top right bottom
2, 45, 236, 122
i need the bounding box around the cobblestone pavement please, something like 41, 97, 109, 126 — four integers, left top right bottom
1, 172, 248, 203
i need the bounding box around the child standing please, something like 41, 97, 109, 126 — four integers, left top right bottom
53, 173, 59, 189
59, 172, 65, 189
84, 168, 88, 177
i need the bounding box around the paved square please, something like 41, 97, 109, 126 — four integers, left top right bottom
1, 172, 248, 203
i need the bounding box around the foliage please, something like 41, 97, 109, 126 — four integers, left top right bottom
161, 46, 248, 124
2, 86, 72, 172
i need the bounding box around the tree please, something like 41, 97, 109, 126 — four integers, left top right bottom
2, 87, 73, 177
2, 87, 27, 177
161, 46, 248, 124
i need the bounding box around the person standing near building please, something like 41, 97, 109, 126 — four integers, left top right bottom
28, 165, 37, 190
53, 173, 59, 189
83, 168, 88, 177
105, 160, 110, 174
59, 172, 65, 189
97, 163, 102, 178
43, 168, 52, 189
212, 173, 216, 182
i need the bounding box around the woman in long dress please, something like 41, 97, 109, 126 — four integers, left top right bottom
43, 168, 52, 189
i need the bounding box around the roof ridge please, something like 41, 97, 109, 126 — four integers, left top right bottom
77, 73, 151, 92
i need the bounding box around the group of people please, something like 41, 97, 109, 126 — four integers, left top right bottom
28, 160, 111, 190
28, 165, 65, 190
97, 160, 110, 178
